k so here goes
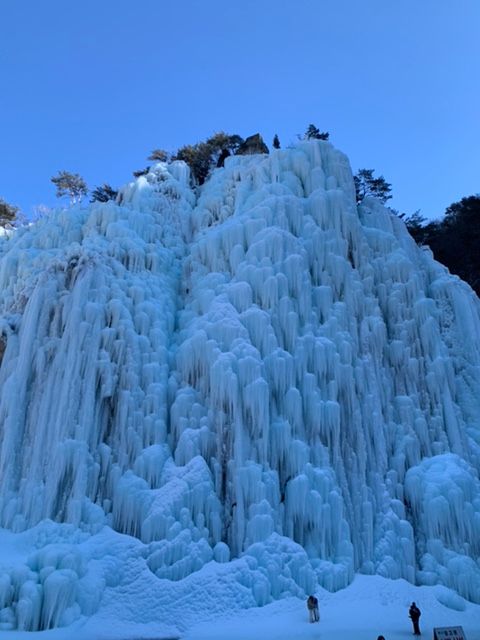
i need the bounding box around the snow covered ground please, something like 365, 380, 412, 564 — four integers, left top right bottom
185, 575, 480, 640
0, 572, 479, 640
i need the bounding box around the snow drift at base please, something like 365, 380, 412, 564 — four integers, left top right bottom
0, 141, 479, 632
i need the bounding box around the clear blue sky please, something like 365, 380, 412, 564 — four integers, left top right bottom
1, 0, 479, 219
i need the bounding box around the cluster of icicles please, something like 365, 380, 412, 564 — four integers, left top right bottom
0, 141, 479, 629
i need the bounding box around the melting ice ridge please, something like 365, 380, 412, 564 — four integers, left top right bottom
0, 141, 479, 631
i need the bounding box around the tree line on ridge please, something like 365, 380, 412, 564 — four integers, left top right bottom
1, 126, 478, 295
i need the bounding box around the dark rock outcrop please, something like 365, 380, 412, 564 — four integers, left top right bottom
0, 336, 6, 366
235, 133, 269, 156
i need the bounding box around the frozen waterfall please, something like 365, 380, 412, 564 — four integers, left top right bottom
0, 141, 479, 630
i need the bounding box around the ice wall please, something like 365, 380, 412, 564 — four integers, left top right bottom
0, 142, 479, 630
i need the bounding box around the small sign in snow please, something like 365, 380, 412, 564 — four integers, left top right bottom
433, 626, 466, 640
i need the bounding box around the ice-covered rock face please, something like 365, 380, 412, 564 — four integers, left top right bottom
0, 142, 479, 630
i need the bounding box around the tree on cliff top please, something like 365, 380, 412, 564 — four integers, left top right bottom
148, 149, 170, 162
51, 171, 88, 204
305, 124, 329, 140
0, 198, 19, 227
174, 132, 244, 184
90, 184, 118, 203
354, 168, 392, 204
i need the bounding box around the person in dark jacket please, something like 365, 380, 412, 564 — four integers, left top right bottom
307, 595, 319, 622
409, 602, 421, 635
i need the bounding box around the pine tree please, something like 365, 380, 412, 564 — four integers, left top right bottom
440, 195, 480, 293
206, 132, 244, 154
174, 133, 244, 184
402, 195, 480, 295
0, 197, 19, 226
133, 167, 150, 178
305, 124, 329, 140
51, 171, 88, 204
148, 149, 169, 162
175, 143, 212, 184
273, 134, 281, 149
401, 210, 427, 241
90, 184, 118, 203
354, 169, 392, 204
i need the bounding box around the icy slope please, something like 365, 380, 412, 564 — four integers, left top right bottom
0, 141, 479, 631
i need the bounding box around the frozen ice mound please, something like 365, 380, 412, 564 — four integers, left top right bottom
0, 141, 480, 629
406, 453, 480, 601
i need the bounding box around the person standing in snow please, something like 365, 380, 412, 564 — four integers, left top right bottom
409, 602, 421, 635
307, 595, 319, 622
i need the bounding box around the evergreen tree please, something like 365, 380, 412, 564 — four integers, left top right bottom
148, 149, 169, 162
90, 184, 118, 203
305, 124, 329, 140
0, 197, 19, 226
51, 171, 88, 204
400, 210, 428, 243
273, 134, 281, 149
133, 167, 150, 178
354, 169, 392, 204
206, 132, 243, 155
175, 143, 212, 184
437, 195, 480, 293
174, 132, 244, 184
399, 195, 480, 295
